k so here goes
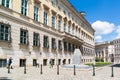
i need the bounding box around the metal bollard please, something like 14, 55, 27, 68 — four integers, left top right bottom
24, 64, 26, 74
8, 66, 10, 73
111, 66, 114, 77
40, 64, 43, 74
57, 65, 59, 75
93, 65, 95, 76
74, 65, 76, 75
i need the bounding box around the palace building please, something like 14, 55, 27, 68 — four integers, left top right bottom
0, 0, 95, 67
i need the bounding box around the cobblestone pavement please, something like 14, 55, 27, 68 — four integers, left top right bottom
0, 65, 120, 80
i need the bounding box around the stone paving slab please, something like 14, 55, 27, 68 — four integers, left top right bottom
0, 66, 120, 80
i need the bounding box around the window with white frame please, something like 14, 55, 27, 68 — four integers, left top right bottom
21, 0, 28, 16
1, 0, 10, 8
72, 26, 74, 34
33, 32, 40, 46
64, 42, 67, 51
58, 40, 62, 50
43, 35, 49, 48
34, 5, 39, 21
44, 11, 48, 25
51, 16, 55, 29
63, 10, 66, 15
0, 23, 11, 41
68, 43, 71, 51
51, 0, 56, 6
64, 23, 66, 32
68, 12, 71, 18
51, 38, 56, 49
68, 24, 70, 33
20, 29, 28, 44
58, 20, 61, 31
58, 4, 61, 11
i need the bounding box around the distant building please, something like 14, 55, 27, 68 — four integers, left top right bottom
95, 38, 120, 63
111, 38, 120, 63
95, 41, 114, 62
0, 0, 95, 67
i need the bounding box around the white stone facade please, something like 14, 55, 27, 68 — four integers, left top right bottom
111, 38, 120, 63
95, 42, 114, 62
0, 0, 95, 67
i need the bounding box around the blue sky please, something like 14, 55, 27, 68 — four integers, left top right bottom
69, 0, 120, 42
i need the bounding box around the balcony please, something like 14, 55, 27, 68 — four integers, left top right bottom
62, 32, 84, 44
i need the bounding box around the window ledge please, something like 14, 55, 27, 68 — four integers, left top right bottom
0, 40, 11, 43
19, 43, 29, 46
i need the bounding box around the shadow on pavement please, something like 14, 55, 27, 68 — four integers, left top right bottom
111, 64, 120, 67
0, 77, 11, 80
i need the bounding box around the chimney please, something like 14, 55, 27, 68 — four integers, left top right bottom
80, 11, 86, 17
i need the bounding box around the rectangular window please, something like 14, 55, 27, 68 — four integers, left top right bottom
64, 42, 67, 51
72, 44, 75, 52
68, 12, 71, 18
72, 26, 74, 34
64, 23, 66, 32
21, 0, 27, 16
51, 38, 56, 49
1, 0, 10, 8
68, 24, 70, 33
0, 23, 11, 41
20, 29, 28, 44
58, 40, 62, 50
51, 0, 56, 6
33, 32, 40, 46
52, 16, 55, 29
44, 11, 48, 25
34, 5, 39, 21
43, 35, 49, 48
58, 20, 61, 31
58, 4, 61, 11
63, 10, 66, 15
68, 43, 71, 51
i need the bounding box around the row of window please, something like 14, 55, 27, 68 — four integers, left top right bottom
0, 0, 94, 43
0, 23, 80, 51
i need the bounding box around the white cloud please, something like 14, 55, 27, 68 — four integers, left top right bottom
92, 20, 115, 35
92, 20, 116, 42
116, 25, 120, 39
95, 35, 103, 42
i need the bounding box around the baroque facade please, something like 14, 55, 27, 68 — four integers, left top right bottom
0, 0, 95, 67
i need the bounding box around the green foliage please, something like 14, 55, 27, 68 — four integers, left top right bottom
85, 62, 112, 67
95, 58, 104, 62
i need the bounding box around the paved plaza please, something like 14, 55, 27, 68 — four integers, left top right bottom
0, 65, 120, 80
